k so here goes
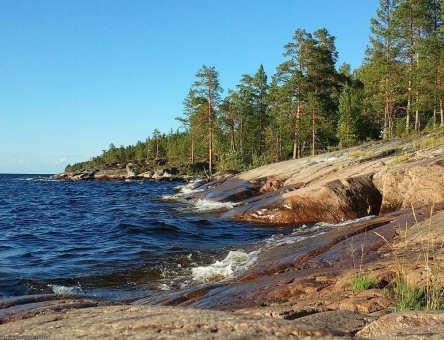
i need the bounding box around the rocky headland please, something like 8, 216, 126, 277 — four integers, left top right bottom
54, 161, 211, 181
3, 132, 444, 339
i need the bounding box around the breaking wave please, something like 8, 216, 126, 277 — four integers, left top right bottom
186, 216, 376, 284
191, 250, 258, 283
48, 283, 83, 295
174, 180, 205, 194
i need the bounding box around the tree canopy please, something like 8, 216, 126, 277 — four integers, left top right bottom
67, 0, 444, 175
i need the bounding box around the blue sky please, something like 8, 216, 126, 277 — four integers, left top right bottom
0, 0, 379, 174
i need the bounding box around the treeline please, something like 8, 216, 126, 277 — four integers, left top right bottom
66, 0, 444, 175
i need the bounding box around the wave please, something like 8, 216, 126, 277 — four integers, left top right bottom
48, 283, 83, 295
191, 250, 258, 283
192, 199, 235, 213
187, 216, 376, 284
174, 180, 205, 194
17, 176, 55, 182
162, 180, 205, 202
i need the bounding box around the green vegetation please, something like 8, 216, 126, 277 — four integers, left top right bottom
347, 150, 372, 159
67, 1, 444, 174
374, 206, 444, 311
392, 153, 409, 164
394, 277, 425, 311
351, 274, 376, 291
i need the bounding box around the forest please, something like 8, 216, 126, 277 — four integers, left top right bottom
66, 0, 444, 176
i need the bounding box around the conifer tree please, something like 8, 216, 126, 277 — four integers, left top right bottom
192, 65, 223, 177
279, 29, 312, 159
337, 85, 360, 147
362, 0, 402, 138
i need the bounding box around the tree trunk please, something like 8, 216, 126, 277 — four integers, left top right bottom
415, 90, 420, 131
208, 103, 213, 178
230, 124, 236, 152
406, 78, 412, 133
293, 87, 302, 159
312, 107, 316, 156
440, 98, 444, 127
191, 137, 195, 164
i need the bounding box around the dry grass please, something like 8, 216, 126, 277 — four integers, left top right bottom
347, 150, 372, 159
374, 206, 444, 311
392, 153, 409, 164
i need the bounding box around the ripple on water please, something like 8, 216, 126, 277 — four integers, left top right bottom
0, 175, 298, 300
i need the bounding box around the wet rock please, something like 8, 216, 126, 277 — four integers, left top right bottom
136, 204, 444, 314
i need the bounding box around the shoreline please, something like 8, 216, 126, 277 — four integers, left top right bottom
2, 204, 444, 338
3, 132, 444, 338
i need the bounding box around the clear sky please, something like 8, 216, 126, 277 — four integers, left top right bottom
0, 0, 379, 174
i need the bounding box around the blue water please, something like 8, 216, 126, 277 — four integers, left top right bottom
0, 174, 292, 300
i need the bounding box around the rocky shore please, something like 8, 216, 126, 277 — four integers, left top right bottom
53, 161, 215, 182
2, 132, 444, 339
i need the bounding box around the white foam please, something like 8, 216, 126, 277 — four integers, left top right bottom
191, 250, 258, 283
192, 199, 235, 213
48, 283, 83, 295
161, 181, 204, 202
174, 180, 205, 194
159, 283, 172, 291
161, 194, 188, 202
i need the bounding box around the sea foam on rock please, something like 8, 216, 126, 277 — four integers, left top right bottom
191, 250, 258, 283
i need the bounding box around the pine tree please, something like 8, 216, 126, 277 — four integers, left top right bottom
192, 65, 223, 177
279, 29, 312, 159
337, 85, 359, 147
362, 0, 403, 138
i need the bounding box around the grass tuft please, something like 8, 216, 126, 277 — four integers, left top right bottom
351, 274, 375, 291
347, 150, 372, 159
394, 276, 424, 311
392, 153, 409, 164
374, 205, 444, 311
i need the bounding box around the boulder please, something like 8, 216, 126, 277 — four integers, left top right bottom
373, 159, 444, 214
236, 174, 382, 224
140, 170, 153, 179
125, 163, 140, 178
64, 170, 97, 181
152, 167, 181, 180
152, 168, 167, 179
94, 168, 127, 180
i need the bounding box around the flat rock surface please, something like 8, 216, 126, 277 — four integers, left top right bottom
0, 305, 349, 339
356, 311, 444, 339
